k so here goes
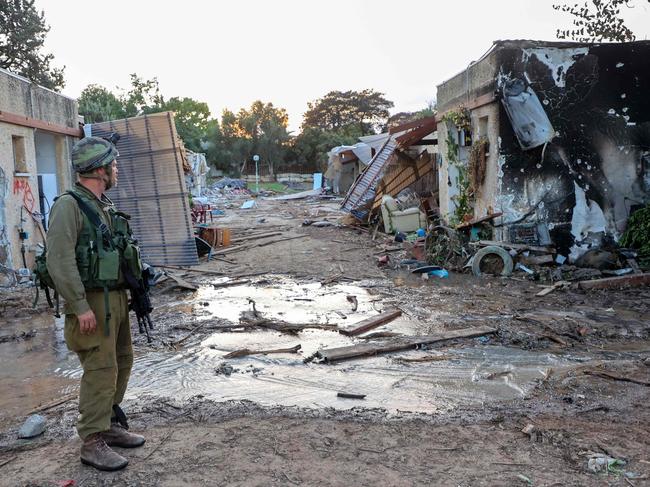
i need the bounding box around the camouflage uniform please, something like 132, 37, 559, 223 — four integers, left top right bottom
47, 183, 133, 439
45, 137, 144, 471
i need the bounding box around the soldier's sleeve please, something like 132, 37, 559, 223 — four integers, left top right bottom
46, 195, 90, 315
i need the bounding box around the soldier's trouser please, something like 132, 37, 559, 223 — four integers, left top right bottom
64, 289, 133, 440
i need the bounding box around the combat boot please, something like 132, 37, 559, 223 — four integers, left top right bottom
103, 422, 146, 448
80, 432, 128, 471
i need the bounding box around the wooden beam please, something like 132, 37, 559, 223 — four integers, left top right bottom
389, 115, 437, 134
339, 309, 402, 336
395, 120, 438, 147
317, 326, 496, 362
435, 92, 497, 122
0, 110, 82, 137
578, 273, 650, 290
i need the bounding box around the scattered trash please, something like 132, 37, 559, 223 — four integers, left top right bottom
214, 363, 236, 376
213, 177, 247, 190
516, 474, 533, 485
428, 269, 449, 278
515, 263, 534, 275
337, 392, 366, 400
346, 295, 359, 312
18, 414, 46, 439
240, 200, 257, 209
587, 453, 626, 474
377, 255, 390, 266
311, 221, 335, 227
0, 329, 37, 344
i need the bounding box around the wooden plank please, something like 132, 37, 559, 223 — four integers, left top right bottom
389, 115, 437, 134
536, 281, 569, 297
456, 212, 503, 230
435, 93, 497, 122
0, 110, 82, 137
223, 344, 301, 359
578, 273, 650, 290
520, 254, 554, 266
339, 309, 402, 336
166, 272, 198, 291
317, 326, 496, 362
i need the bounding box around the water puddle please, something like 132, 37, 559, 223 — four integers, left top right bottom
56, 276, 574, 413
0, 314, 77, 427
2, 275, 581, 419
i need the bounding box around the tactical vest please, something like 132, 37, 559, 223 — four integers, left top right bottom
69, 188, 142, 291
34, 188, 143, 335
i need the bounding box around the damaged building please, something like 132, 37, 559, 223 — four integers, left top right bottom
436, 40, 650, 262
0, 68, 80, 282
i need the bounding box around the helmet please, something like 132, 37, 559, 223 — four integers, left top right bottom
71, 137, 118, 173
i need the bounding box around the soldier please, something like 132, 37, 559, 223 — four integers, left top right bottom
46, 137, 145, 471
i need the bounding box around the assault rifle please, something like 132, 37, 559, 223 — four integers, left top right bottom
122, 263, 155, 343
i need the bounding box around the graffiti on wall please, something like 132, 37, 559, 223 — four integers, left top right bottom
13, 178, 36, 213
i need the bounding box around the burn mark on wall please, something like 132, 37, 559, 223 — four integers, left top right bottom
495, 42, 650, 260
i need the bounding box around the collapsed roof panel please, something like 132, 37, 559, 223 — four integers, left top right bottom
89, 112, 199, 266
341, 117, 437, 218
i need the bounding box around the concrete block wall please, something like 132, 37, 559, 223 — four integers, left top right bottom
0, 68, 78, 274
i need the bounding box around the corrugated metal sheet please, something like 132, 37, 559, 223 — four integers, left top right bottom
89, 112, 198, 266
341, 138, 397, 215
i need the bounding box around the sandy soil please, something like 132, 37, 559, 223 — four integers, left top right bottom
0, 195, 649, 486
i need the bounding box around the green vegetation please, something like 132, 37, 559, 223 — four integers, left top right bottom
442, 108, 473, 226
0, 0, 65, 90
79, 83, 399, 179
620, 204, 650, 268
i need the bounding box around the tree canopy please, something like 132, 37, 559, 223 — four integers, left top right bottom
78, 80, 404, 178
0, 0, 65, 90
302, 89, 394, 135
553, 0, 647, 42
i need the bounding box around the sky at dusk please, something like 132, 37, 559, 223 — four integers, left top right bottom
38, 0, 650, 131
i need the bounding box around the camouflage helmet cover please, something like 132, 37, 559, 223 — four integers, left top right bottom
71, 137, 118, 173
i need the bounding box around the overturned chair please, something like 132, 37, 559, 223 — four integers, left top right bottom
380, 195, 427, 234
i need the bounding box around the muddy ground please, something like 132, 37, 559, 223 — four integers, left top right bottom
0, 194, 649, 486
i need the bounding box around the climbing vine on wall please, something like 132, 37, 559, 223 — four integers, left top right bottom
442, 108, 473, 225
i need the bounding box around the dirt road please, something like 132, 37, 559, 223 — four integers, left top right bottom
0, 195, 649, 486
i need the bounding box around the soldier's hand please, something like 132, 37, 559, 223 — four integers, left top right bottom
78, 310, 97, 335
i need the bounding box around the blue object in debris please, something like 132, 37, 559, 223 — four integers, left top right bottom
394, 232, 407, 242
240, 200, 256, 209
428, 269, 449, 278
211, 209, 225, 216
416, 228, 426, 238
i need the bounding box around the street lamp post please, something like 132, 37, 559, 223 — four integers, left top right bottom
253, 154, 260, 193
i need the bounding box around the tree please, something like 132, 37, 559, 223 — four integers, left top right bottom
78, 84, 126, 123
122, 73, 164, 116
302, 89, 394, 135
223, 101, 290, 177
0, 0, 65, 90
386, 100, 437, 131
160, 97, 211, 153
553, 0, 646, 42
290, 125, 363, 169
